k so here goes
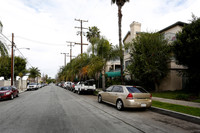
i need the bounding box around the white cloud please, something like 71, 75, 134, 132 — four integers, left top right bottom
0, 0, 200, 78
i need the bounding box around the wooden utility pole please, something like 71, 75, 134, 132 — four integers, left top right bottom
66, 41, 76, 62
75, 19, 88, 54
11, 33, 14, 86
61, 53, 68, 66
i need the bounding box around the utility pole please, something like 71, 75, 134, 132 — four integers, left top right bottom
75, 19, 88, 54
61, 53, 68, 66
11, 33, 15, 86
66, 41, 76, 62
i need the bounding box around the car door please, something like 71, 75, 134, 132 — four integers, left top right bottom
102, 86, 113, 102
110, 86, 123, 104
11, 86, 16, 97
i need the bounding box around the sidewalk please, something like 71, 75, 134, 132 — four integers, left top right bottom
151, 97, 200, 125
19, 88, 27, 93
152, 97, 200, 108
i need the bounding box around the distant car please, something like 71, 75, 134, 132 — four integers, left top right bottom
64, 81, 72, 90
27, 83, 39, 91
74, 79, 96, 94
0, 86, 19, 100
98, 85, 152, 111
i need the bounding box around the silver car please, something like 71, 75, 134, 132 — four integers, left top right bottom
98, 85, 152, 110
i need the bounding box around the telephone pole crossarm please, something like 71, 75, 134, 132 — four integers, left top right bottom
74, 18, 88, 54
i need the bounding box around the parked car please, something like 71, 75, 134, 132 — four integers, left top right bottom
64, 81, 72, 90
27, 83, 39, 91
98, 85, 152, 111
74, 79, 96, 94
0, 86, 19, 100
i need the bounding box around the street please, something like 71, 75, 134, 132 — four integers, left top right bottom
0, 84, 200, 133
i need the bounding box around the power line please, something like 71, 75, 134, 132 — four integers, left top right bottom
15, 36, 66, 46
0, 32, 11, 53
0, 33, 33, 68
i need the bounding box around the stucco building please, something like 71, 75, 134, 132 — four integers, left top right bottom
123, 21, 187, 91
158, 21, 188, 91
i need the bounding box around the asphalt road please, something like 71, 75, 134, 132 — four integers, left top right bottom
0, 84, 200, 133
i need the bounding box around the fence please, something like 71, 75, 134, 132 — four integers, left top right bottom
0, 80, 27, 91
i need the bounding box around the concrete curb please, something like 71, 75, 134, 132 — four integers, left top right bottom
19, 89, 27, 94
150, 106, 200, 125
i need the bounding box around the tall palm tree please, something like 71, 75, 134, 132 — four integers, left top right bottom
0, 41, 8, 57
86, 26, 101, 55
95, 37, 119, 90
29, 67, 41, 83
111, 0, 129, 84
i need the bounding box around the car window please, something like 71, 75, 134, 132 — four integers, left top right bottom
0, 87, 9, 90
119, 87, 123, 93
30, 83, 37, 85
112, 86, 123, 93
106, 86, 113, 92
126, 87, 147, 93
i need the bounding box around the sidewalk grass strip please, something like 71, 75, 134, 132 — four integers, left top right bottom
152, 101, 200, 117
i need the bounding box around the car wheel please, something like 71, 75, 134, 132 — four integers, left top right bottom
98, 95, 102, 103
73, 89, 76, 93
16, 92, 19, 97
116, 100, 124, 111
10, 94, 14, 100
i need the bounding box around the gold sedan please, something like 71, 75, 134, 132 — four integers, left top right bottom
98, 85, 152, 111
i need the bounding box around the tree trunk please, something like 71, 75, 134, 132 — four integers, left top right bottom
102, 66, 105, 90
118, 5, 124, 85
155, 82, 159, 92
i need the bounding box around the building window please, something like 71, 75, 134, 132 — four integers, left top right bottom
125, 60, 131, 69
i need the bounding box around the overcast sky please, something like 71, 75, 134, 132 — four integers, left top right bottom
0, 0, 200, 78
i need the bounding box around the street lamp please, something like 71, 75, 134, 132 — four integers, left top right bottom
61, 53, 69, 66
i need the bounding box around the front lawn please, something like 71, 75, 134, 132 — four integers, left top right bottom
152, 90, 200, 103
152, 101, 200, 117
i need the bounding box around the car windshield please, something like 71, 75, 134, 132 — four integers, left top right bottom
0, 86, 9, 90
126, 86, 147, 93
29, 83, 37, 85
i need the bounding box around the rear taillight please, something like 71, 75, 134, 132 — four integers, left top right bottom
150, 93, 152, 98
126, 93, 133, 99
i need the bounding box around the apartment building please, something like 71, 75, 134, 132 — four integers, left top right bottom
123, 21, 187, 91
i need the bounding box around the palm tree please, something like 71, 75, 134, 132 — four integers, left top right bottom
0, 41, 8, 57
111, 0, 129, 84
86, 26, 101, 55
29, 67, 41, 83
94, 37, 119, 90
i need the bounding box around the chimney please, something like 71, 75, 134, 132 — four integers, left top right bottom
130, 21, 141, 39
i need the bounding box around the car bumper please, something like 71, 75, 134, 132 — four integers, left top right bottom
0, 94, 11, 100
124, 99, 152, 108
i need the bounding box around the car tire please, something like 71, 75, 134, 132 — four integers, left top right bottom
98, 95, 102, 103
73, 89, 76, 93
10, 94, 14, 100
116, 100, 124, 111
16, 92, 19, 97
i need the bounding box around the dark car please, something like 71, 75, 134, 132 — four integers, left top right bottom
0, 86, 19, 100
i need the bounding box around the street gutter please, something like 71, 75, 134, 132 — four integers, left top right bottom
150, 106, 200, 125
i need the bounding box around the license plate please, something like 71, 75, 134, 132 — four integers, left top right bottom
141, 104, 146, 107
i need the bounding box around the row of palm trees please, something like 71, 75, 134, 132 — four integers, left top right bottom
57, 35, 120, 90
57, 0, 129, 89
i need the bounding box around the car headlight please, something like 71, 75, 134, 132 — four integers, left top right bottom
6, 92, 11, 95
